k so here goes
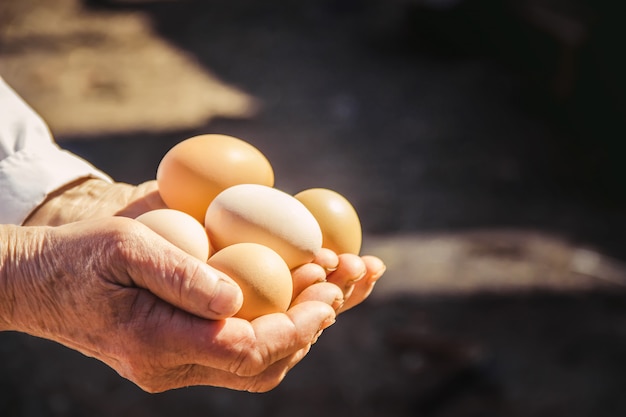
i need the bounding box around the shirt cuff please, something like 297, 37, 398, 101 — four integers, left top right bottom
0, 143, 112, 225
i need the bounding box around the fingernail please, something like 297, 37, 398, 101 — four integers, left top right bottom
342, 284, 355, 300
369, 265, 386, 283
208, 277, 243, 318
352, 268, 367, 284
319, 291, 344, 310
333, 296, 345, 311
313, 316, 336, 343
322, 316, 336, 330
312, 330, 323, 345
315, 249, 339, 273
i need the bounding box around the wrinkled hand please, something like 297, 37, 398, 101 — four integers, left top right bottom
11, 178, 385, 392
1, 217, 340, 392
24, 178, 386, 313
24, 178, 166, 226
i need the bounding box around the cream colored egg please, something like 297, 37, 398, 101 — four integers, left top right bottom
156, 134, 274, 222
205, 184, 323, 269
207, 243, 293, 321
135, 209, 210, 261
294, 188, 362, 255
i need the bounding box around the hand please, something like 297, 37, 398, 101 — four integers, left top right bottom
24, 178, 166, 226
293, 249, 385, 313
0, 217, 339, 392
25, 178, 386, 313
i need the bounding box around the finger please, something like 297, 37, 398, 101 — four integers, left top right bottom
173, 343, 314, 392
290, 262, 326, 301
326, 253, 367, 297
362, 255, 386, 279
143, 256, 243, 320
115, 180, 167, 218
292, 281, 344, 311
113, 293, 335, 392
103, 292, 249, 393
338, 255, 386, 313
110, 289, 239, 378
235, 344, 315, 393
120, 219, 243, 320
313, 248, 339, 273
140, 298, 335, 378
242, 301, 335, 375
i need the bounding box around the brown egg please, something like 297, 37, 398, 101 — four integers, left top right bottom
294, 188, 362, 255
205, 184, 323, 269
207, 243, 293, 321
135, 209, 210, 261
156, 134, 274, 222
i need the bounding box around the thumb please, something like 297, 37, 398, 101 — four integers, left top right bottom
174, 258, 245, 320
127, 238, 244, 320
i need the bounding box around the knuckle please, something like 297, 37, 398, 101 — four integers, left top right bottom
229, 335, 269, 377
243, 365, 290, 393
249, 377, 283, 393
117, 353, 180, 394
100, 218, 144, 259
118, 361, 154, 391
136, 377, 170, 394
171, 257, 202, 302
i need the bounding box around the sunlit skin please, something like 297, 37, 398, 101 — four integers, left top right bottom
0, 178, 386, 392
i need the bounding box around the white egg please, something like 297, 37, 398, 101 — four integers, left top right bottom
205, 184, 322, 269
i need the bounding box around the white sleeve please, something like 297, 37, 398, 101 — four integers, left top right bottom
0, 77, 112, 225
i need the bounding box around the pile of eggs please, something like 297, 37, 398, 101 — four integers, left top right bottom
135, 134, 362, 320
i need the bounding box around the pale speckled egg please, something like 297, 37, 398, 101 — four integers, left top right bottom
207, 242, 293, 321
156, 134, 274, 222
135, 208, 210, 261
205, 184, 323, 269
294, 188, 362, 255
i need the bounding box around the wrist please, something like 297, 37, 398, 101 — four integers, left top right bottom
0, 224, 51, 333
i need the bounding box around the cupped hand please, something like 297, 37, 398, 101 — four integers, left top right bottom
291, 249, 385, 313
24, 178, 386, 314
2, 217, 339, 392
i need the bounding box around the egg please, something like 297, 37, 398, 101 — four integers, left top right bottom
156, 134, 275, 222
205, 184, 323, 269
207, 243, 293, 321
135, 209, 210, 261
294, 188, 362, 255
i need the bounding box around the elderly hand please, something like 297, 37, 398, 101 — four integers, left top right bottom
0, 217, 343, 392
24, 178, 385, 313
9, 178, 385, 392
24, 178, 167, 226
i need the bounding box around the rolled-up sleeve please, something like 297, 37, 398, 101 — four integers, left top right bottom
0, 77, 112, 225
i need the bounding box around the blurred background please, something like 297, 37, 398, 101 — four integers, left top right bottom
1, 0, 626, 416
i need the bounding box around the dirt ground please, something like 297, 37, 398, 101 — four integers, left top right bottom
2, 0, 626, 416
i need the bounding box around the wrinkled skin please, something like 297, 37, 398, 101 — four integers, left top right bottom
0, 178, 385, 392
